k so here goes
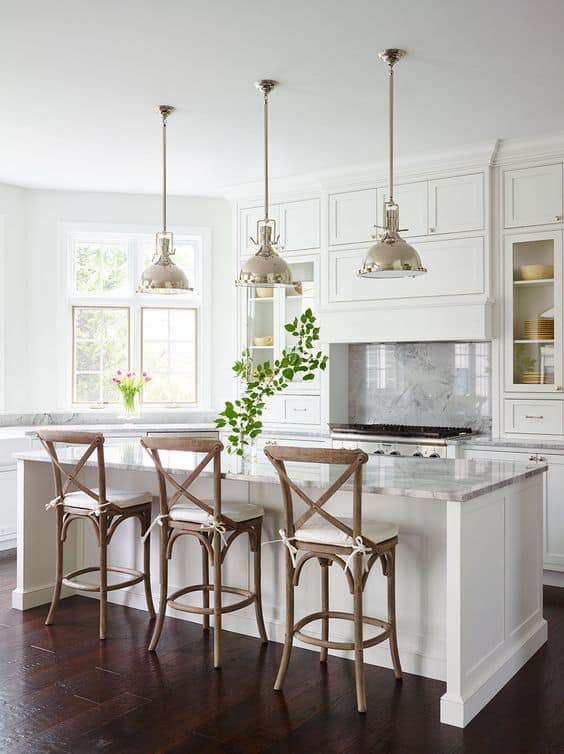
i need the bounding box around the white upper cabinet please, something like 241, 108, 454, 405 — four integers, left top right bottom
504, 164, 563, 228
279, 198, 320, 251
376, 181, 428, 237
428, 173, 484, 235
328, 189, 377, 246
239, 205, 280, 257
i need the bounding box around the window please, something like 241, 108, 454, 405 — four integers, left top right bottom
67, 228, 208, 407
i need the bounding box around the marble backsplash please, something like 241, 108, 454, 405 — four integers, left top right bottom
348, 341, 491, 432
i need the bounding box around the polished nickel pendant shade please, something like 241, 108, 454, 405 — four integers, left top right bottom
236, 80, 297, 288
359, 49, 427, 279
138, 105, 193, 294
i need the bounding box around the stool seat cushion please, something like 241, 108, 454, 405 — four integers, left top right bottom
63, 488, 153, 510
169, 501, 263, 524
295, 518, 398, 547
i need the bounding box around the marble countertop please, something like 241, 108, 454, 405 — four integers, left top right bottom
0, 423, 217, 439
14, 440, 546, 503
458, 435, 564, 452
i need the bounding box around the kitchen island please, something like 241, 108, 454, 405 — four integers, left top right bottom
13, 442, 547, 727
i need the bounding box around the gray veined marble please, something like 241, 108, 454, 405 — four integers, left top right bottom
15, 440, 545, 503
348, 341, 491, 432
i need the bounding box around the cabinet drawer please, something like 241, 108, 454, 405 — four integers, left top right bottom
262, 395, 285, 423
284, 396, 321, 425
504, 399, 564, 435
329, 189, 377, 246
376, 181, 428, 237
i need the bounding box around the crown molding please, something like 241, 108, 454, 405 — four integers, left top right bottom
493, 130, 564, 167
221, 140, 498, 203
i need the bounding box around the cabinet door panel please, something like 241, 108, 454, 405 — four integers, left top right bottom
504, 399, 564, 435
329, 189, 377, 246
504, 164, 563, 228
280, 199, 320, 251
239, 205, 279, 256
329, 237, 484, 303
377, 181, 428, 237
428, 173, 484, 234
0, 468, 16, 546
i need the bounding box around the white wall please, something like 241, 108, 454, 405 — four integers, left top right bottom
0, 183, 28, 411
0, 186, 234, 413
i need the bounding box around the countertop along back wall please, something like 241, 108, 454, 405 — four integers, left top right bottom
21, 188, 233, 412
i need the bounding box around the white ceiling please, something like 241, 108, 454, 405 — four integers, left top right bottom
1, 0, 564, 196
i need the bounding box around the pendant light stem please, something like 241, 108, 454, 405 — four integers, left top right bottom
162, 113, 168, 233
263, 90, 269, 221
388, 64, 394, 204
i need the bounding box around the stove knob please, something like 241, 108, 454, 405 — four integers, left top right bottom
429, 452, 440, 458
389, 450, 401, 456
373, 450, 384, 455
412, 451, 423, 457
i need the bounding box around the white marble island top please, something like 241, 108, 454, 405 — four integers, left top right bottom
14, 440, 546, 503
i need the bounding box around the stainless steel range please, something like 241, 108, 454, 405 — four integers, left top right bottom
330, 423, 472, 458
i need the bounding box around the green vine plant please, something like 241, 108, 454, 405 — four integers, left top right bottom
216, 308, 328, 456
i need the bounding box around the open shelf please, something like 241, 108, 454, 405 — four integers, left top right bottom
514, 339, 554, 344
249, 345, 274, 349
513, 278, 554, 286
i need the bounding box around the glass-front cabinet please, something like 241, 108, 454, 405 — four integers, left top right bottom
504, 231, 563, 392
242, 254, 320, 394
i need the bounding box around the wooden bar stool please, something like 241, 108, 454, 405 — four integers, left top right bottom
38, 430, 155, 640
141, 436, 267, 667
264, 444, 402, 713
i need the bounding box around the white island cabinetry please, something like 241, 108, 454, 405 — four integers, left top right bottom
13, 445, 547, 728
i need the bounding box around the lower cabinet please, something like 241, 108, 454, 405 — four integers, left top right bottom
262, 394, 321, 426
0, 465, 17, 552
464, 446, 564, 573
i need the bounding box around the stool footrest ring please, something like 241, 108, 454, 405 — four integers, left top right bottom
62, 565, 145, 593
167, 583, 256, 615
293, 610, 391, 651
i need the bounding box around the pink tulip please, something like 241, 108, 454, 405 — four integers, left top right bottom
114, 379, 121, 385
145, 376, 152, 382
142, 371, 147, 377
116, 370, 122, 376
126, 372, 132, 378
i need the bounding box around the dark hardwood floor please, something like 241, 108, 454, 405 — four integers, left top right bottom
0, 552, 562, 753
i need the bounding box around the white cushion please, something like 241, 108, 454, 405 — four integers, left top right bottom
63, 488, 152, 510
169, 500, 263, 524
295, 517, 398, 547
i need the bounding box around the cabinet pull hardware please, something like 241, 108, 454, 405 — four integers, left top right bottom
429, 227, 435, 233
528, 455, 538, 461
290, 408, 308, 412
538, 456, 547, 462
525, 415, 544, 419
555, 386, 562, 391
555, 215, 562, 222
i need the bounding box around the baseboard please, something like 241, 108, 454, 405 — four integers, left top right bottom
440, 618, 547, 727
11, 583, 73, 611
0, 532, 16, 552
95, 586, 447, 681
543, 569, 564, 588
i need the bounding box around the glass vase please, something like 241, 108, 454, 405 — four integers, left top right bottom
120, 391, 140, 421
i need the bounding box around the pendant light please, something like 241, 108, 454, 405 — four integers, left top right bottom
138, 105, 192, 294
358, 50, 427, 279
236, 80, 298, 288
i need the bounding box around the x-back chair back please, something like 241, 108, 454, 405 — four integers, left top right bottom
140, 436, 236, 526
263, 444, 369, 543
38, 430, 106, 512
263, 444, 402, 714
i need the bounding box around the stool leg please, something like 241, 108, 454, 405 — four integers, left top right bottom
45, 507, 64, 626
99, 514, 108, 641
201, 538, 210, 631
213, 531, 222, 668
253, 522, 268, 643
143, 511, 156, 619
353, 560, 366, 713
149, 523, 169, 651
387, 548, 403, 681
274, 551, 295, 691
320, 558, 329, 663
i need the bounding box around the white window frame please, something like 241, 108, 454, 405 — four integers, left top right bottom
62, 222, 211, 411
